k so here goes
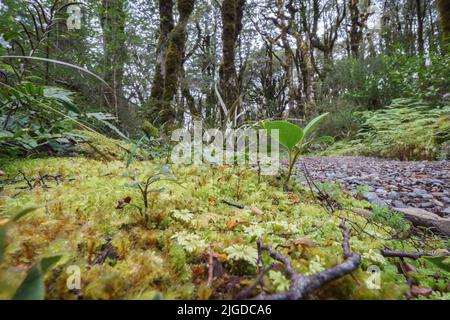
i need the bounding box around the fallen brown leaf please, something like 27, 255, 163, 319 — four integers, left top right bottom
116, 196, 132, 209
251, 205, 264, 215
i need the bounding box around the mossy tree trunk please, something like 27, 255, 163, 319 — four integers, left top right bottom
219, 0, 245, 125
99, 0, 128, 125
150, 0, 174, 107
150, 0, 195, 128
437, 0, 450, 48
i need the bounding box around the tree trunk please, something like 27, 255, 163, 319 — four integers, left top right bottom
437, 0, 450, 48
160, 0, 196, 127
99, 0, 127, 124
149, 0, 195, 128
219, 0, 245, 125
349, 0, 362, 58
416, 0, 425, 56
150, 0, 174, 105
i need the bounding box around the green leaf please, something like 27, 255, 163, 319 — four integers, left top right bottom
40, 255, 62, 273
12, 255, 62, 300
12, 264, 44, 300
303, 113, 330, 139
263, 121, 304, 152
424, 256, 450, 273
12, 206, 39, 222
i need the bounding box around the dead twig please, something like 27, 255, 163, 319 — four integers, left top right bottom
221, 199, 245, 209
381, 249, 449, 260
243, 221, 360, 300
207, 243, 215, 287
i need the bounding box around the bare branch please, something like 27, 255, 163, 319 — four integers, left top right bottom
240, 222, 361, 300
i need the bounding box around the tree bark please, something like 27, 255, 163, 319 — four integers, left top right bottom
219, 0, 245, 125
149, 0, 195, 128
99, 0, 127, 124
437, 0, 450, 48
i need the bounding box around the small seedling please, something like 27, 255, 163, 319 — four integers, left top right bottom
263, 113, 334, 190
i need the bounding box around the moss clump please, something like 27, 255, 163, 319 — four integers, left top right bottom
142, 121, 160, 139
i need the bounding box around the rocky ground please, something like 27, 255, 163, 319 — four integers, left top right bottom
294, 156, 450, 217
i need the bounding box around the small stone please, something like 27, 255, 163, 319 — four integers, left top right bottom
442, 197, 450, 204
363, 192, 388, 208
441, 207, 450, 216
433, 199, 444, 207
419, 202, 434, 209
413, 188, 427, 195
392, 200, 408, 208
387, 191, 400, 200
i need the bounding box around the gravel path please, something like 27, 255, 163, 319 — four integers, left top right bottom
294, 156, 450, 217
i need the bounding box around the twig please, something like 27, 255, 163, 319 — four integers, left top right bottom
236, 264, 277, 300
381, 250, 449, 260
245, 221, 360, 300
207, 243, 215, 287
221, 199, 245, 209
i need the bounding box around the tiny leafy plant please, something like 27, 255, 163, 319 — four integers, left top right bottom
124, 166, 178, 224
263, 113, 334, 189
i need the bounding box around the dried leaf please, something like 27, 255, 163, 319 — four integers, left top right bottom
116, 196, 132, 209
292, 238, 319, 248
207, 197, 216, 204
214, 252, 228, 262
288, 193, 300, 204
251, 206, 264, 215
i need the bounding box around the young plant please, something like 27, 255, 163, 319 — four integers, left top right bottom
263, 113, 334, 189
125, 166, 178, 224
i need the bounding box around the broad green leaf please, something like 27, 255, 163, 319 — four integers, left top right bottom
424, 256, 450, 273
263, 121, 303, 151
13, 265, 44, 300
13, 255, 62, 300
303, 113, 330, 139
40, 255, 62, 273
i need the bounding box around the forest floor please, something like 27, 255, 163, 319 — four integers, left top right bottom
0, 155, 449, 300
293, 157, 450, 216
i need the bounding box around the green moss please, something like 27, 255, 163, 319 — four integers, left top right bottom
0, 157, 448, 299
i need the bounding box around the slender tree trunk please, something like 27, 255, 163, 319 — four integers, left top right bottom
150, 0, 174, 104
99, 0, 127, 123
416, 0, 425, 56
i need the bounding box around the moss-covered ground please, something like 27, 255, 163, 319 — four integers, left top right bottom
0, 155, 448, 300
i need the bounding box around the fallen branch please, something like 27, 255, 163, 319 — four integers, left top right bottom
246, 221, 360, 300
381, 249, 449, 260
